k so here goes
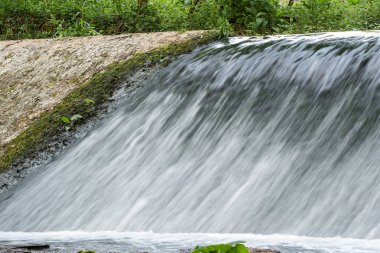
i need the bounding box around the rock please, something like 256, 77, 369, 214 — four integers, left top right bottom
0, 244, 50, 252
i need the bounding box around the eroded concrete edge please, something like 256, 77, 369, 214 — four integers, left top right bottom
0, 31, 219, 177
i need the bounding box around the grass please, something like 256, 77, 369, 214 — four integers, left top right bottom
1, 0, 380, 41
284, 0, 380, 33
0, 0, 220, 40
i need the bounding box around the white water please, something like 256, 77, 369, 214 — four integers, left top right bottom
1, 32, 380, 252
2, 232, 380, 252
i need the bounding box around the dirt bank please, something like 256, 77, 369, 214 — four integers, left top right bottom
0, 31, 208, 153
0, 31, 218, 187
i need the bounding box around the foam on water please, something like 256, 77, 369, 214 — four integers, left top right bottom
1, 232, 380, 252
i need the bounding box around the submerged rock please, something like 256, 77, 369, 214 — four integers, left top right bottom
0, 243, 49, 252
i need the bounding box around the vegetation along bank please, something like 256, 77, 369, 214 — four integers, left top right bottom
1, 0, 380, 40
0, 31, 218, 191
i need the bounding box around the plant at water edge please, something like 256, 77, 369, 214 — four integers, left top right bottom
192, 242, 249, 253
61, 116, 71, 125
61, 114, 83, 130
84, 98, 95, 106
60, 98, 94, 130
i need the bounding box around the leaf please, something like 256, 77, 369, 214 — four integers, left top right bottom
256, 17, 264, 25
272, 26, 280, 33
61, 116, 71, 124
191, 243, 234, 253
70, 114, 83, 121
84, 98, 95, 105
256, 12, 266, 17
235, 244, 249, 253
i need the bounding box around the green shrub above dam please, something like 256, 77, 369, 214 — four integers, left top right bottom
1, 0, 380, 40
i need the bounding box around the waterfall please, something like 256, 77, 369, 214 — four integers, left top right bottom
1, 32, 380, 241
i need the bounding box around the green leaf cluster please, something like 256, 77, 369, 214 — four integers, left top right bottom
284, 0, 380, 33
218, 0, 281, 33
192, 242, 249, 253
0, 0, 221, 40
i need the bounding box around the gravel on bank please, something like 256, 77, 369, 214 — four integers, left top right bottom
0, 31, 219, 191
0, 31, 208, 152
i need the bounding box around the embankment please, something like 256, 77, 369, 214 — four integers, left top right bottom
0, 31, 218, 189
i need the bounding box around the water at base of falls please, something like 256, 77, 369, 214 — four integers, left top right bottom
1, 232, 380, 253
1, 32, 380, 251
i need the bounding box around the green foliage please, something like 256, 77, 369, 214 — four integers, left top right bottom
78, 250, 95, 253
61, 116, 71, 125
71, 114, 83, 121
284, 0, 380, 33
218, 0, 282, 34
61, 114, 83, 130
217, 17, 234, 37
0, 0, 379, 40
192, 242, 249, 253
0, 0, 216, 39
84, 98, 95, 105
50, 16, 99, 37
187, 0, 221, 30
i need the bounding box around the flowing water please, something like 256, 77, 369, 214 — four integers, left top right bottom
1, 32, 380, 252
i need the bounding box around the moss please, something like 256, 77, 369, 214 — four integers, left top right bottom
0, 31, 219, 172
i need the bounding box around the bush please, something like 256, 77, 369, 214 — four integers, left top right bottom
284, 0, 380, 33
0, 0, 380, 40
192, 242, 249, 253
218, 0, 282, 34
